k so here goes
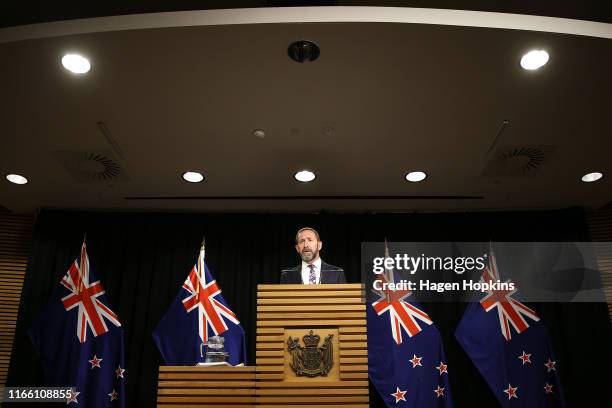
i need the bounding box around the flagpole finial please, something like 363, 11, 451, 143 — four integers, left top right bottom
199, 236, 206, 263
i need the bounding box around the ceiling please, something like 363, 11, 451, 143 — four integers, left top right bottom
0, 7, 611, 214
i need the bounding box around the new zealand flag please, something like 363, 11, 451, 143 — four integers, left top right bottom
455, 251, 565, 407
368, 247, 453, 407
29, 241, 126, 407
153, 246, 246, 365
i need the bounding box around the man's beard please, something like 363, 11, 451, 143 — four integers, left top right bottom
300, 248, 319, 262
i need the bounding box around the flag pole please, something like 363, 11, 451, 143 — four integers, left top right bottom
196, 236, 206, 295
77, 232, 88, 293
383, 238, 392, 301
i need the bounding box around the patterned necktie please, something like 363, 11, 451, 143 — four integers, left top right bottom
308, 264, 317, 285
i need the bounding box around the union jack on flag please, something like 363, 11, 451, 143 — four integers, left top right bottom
479, 251, 539, 341
153, 243, 246, 366
371, 245, 433, 344
181, 248, 240, 343
60, 241, 121, 343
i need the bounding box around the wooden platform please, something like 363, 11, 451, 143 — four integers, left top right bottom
158, 284, 368, 407
157, 366, 256, 407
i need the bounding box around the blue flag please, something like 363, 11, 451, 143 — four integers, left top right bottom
29, 241, 126, 407
368, 253, 453, 407
455, 251, 565, 407
153, 247, 246, 365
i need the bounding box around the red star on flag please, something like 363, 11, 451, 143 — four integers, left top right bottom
504, 384, 518, 400
518, 350, 532, 365
435, 361, 448, 375
66, 390, 80, 404
544, 358, 557, 372
115, 365, 125, 379
88, 354, 102, 369
108, 389, 118, 401
434, 385, 445, 397
544, 383, 554, 394
409, 354, 423, 368
391, 386, 407, 403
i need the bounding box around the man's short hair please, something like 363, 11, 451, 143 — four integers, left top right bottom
295, 227, 321, 244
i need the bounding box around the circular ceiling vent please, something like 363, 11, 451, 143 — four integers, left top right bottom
497, 147, 545, 174
77, 153, 121, 181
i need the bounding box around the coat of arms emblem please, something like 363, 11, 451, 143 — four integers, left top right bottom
287, 330, 333, 377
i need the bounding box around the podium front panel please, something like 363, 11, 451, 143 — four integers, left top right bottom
256, 283, 368, 408
157, 366, 256, 407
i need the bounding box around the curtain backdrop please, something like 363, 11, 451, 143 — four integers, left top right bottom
7, 208, 611, 407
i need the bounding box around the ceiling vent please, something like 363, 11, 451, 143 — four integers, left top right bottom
482, 145, 555, 178
54, 150, 129, 183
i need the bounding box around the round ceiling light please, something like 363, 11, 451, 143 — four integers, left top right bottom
405, 171, 427, 182
182, 171, 204, 183
294, 170, 316, 182
581, 172, 603, 183
253, 129, 266, 139
61, 54, 91, 74
6, 174, 28, 185
520, 50, 549, 70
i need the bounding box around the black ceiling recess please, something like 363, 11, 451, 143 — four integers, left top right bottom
287, 40, 320, 63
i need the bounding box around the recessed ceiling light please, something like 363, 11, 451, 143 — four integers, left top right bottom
6, 174, 28, 185
581, 172, 603, 183
253, 129, 266, 139
321, 126, 334, 136
182, 171, 204, 183
294, 170, 315, 182
405, 171, 427, 182
61, 54, 91, 74
520, 50, 549, 70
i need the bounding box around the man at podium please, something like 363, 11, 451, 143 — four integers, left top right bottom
280, 227, 347, 284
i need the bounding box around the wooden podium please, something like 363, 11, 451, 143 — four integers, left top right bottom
157, 283, 368, 407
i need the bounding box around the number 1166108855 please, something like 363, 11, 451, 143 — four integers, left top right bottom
2, 387, 74, 402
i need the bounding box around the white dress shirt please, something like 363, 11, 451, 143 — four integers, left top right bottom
300, 258, 322, 285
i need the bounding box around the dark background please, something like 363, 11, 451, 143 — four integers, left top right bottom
2, 0, 611, 28
6, 207, 612, 407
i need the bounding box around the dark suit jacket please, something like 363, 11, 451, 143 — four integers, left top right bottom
280, 261, 347, 284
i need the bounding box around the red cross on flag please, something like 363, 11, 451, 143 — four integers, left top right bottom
60, 242, 121, 343
181, 248, 240, 343
479, 252, 539, 341
371, 244, 433, 344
